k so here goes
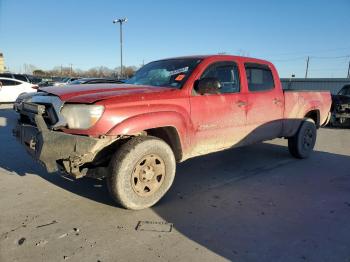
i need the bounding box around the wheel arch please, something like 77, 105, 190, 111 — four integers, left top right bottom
145, 126, 182, 162
107, 111, 189, 162
304, 109, 320, 128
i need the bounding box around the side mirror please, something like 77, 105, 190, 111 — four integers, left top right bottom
195, 77, 221, 95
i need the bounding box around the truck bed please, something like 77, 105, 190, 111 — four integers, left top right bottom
283, 90, 331, 136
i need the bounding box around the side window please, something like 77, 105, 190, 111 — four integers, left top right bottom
245, 63, 274, 92
1, 80, 20, 86
201, 62, 240, 93
15, 75, 28, 82
0, 73, 13, 79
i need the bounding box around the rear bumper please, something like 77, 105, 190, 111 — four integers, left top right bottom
13, 113, 114, 178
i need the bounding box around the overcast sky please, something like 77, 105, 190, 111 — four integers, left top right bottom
1, 0, 349, 78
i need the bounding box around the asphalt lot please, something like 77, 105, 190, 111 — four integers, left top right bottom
0, 103, 349, 262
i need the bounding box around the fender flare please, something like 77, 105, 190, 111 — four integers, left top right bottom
107, 111, 190, 150
303, 105, 321, 127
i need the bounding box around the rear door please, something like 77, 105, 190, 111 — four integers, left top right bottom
190, 61, 248, 155
244, 63, 284, 143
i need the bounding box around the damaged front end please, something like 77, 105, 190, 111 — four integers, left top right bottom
331, 96, 350, 127
13, 95, 119, 178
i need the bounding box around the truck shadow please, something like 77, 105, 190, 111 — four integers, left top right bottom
1, 107, 350, 261
155, 146, 350, 261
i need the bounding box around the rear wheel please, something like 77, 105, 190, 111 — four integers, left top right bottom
288, 119, 317, 159
107, 136, 176, 210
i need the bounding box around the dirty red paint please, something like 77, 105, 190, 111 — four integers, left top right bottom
42, 55, 332, 161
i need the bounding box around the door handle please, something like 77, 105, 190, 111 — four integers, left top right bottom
236, 100, 247, 107
273, 98, 282, 105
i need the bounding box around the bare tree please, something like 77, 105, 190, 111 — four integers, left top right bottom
28, 64, 139, 79
124, 66, 137, 78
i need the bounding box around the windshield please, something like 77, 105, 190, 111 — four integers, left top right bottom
338, 86, 350, 96
126, 58, 202, 88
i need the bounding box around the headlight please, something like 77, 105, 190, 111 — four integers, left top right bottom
61, 104, 104, 129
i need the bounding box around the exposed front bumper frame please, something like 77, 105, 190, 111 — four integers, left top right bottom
13, 103, 117, 178
334, 104, 350, 119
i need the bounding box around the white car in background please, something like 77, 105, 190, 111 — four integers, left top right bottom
0, 77, 37, 103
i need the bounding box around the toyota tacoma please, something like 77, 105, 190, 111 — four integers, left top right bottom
14, 55, 332, 210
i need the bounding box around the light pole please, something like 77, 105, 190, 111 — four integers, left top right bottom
113, 18, 127, 79
305, 56, 310, 79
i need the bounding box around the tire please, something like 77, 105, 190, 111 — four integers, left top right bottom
288, 119, 317, 159
107, 136, 176, 210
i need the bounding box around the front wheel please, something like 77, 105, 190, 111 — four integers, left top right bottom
288, 119, 317, 159
107, 136, 176, 210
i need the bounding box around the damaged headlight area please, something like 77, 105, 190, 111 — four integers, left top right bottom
61, 104, 104, 129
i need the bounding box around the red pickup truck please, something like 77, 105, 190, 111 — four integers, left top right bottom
14, 55, 331, 209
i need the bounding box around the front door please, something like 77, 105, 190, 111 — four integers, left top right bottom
189, 61, 248, 156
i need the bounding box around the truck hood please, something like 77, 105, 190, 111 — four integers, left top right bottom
40, 84, 175, 103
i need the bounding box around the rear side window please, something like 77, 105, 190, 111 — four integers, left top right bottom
201, 62, 240, 93
0, 73, 13, 78
0, 80, 21, 86
245, 63, 274, 92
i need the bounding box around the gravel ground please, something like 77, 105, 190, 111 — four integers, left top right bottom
0, 104, 349, 262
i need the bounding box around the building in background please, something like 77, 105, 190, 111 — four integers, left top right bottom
0, 53, 5, 73
281, 78, 350, 94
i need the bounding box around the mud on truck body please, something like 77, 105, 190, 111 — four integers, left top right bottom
14, 55, 332, 210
